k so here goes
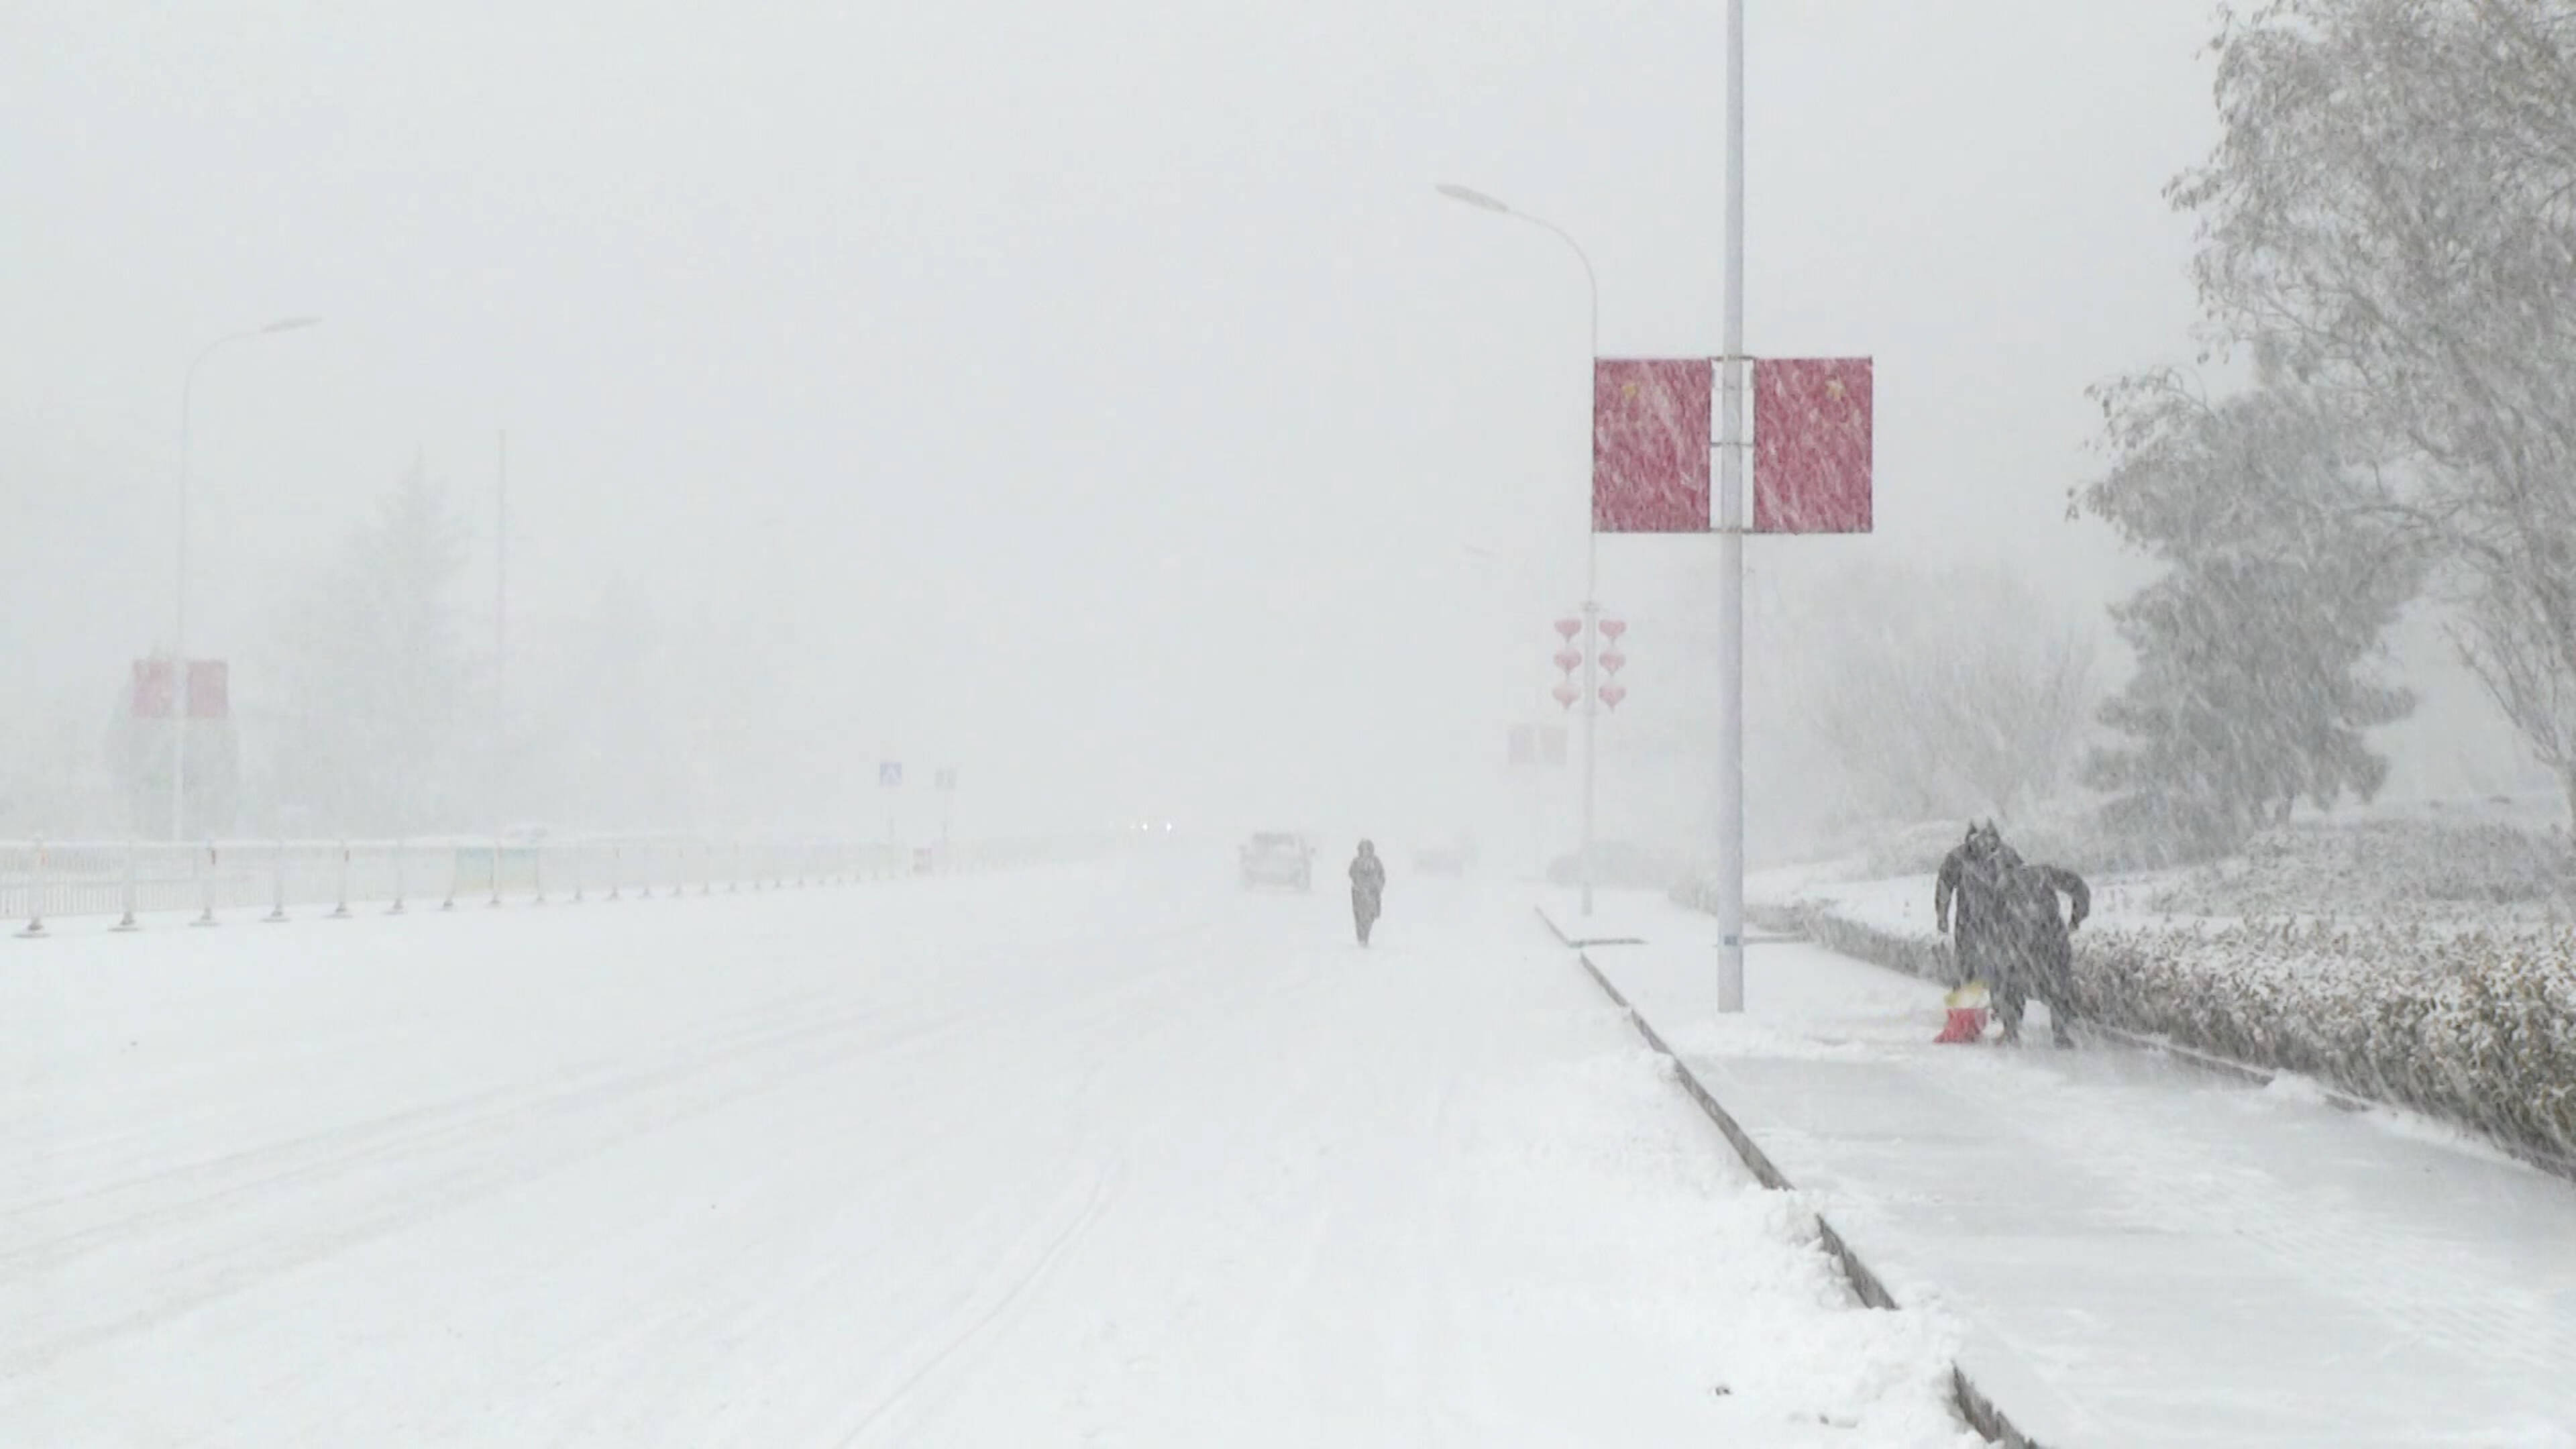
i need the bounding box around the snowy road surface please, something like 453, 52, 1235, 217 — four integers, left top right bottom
1557, 889, 2576, 1449
3, 858, 1976, 1446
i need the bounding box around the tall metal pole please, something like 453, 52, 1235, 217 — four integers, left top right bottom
1716, 0, 1749, 1012
168, 318, 319, 843
498, 427, 506, 789
1435, 184, 1605, 915
1574, 246, 1601, 918
1503, 215, 1602, 916
170, 354, 203, 843
493, 427, 508, 905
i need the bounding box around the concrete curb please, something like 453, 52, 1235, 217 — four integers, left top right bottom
1537, 906, 2045, 1449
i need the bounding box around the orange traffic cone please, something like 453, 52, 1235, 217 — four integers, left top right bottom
1935, 980, 1990, 1044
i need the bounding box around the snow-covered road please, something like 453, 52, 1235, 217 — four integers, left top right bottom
3, 857, 1975, 1447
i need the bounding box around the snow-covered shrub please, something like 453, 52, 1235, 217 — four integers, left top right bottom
1837, 802, 2198, 883
2147, 819, 2575, 922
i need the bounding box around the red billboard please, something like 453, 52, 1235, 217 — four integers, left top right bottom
1754, 358, 1874, 533
131, 659, 230, 719
1593, 359, 1713, 533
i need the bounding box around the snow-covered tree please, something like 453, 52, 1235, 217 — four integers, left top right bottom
1774, 561, 2100, 828
267, 462, 479, 835
2082, 376, 2422, 848
2165, 0, 2576, 824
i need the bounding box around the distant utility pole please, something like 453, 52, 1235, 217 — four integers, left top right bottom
494, 427, 508, 873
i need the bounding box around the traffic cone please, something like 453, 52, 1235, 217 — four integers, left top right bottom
1935, 980, 1990, 1044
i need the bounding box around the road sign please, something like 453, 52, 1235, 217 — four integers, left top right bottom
880, 762, 903, 788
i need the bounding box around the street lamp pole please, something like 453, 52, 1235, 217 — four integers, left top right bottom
170, 317, 320, 843
1717, 0, 1748, 1012
1436, 182, 1603, 916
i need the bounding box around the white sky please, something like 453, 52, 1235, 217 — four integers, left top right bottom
15, 1, 2502, 843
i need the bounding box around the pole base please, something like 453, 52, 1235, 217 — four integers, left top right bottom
16, 923, 46, 939
111, 916, 140, 933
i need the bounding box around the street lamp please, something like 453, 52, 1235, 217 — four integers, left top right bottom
170, 316, 321, 841
1436, 181, 1605, 916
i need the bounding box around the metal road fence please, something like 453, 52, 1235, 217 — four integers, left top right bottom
1, 834, 1119, 934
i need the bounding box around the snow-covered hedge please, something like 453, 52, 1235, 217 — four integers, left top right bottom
1752, 900, 2576, 1169
1838, 808, 2194, 883
2145, 820, 2575, 923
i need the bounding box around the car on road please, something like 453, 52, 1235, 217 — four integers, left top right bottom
1239, 832, 1315, 891
1413, 839, 1476, 877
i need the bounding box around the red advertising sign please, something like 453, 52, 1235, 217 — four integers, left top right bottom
1754, 358, 1874, 533
132, 659, 174, 718
188, 660, 229, 719
1593, 359, 1713, 533
130, 659, 231, 719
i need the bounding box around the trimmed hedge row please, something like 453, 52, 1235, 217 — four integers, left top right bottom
1746, 897, 2576, 1171
2146, 820, 2575, 922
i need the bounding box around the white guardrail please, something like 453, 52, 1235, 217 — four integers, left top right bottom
0, 835, 1116, 936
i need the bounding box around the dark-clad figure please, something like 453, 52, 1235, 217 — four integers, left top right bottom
1989, 860, 2091, 1046
1934, 821, 2022, 988
1349, 840, 1387, 947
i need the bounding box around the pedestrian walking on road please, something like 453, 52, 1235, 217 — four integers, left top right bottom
1349, 840, 1386, 947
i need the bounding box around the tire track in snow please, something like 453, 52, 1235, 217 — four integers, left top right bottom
472, 932, 1254, 1445
0, 997, 991, 1381
807, 915, 1359, 1446
830, 1158, 1129, 1449
1, 908, 1243, 1291
108, 907, 1246, 1433
0, 981, 855, 1238
0, 987, 943, 1277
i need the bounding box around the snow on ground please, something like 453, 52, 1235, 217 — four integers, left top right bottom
1546, 888, 2576, 1449
1, 858, 1978, 1447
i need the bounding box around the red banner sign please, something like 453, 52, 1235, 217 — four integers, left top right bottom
1754, 358, 1874, 533
1594, 359, 1712, 533
189, 661, 229, 719
132, 660, 174, 718
129, 659, 229, 718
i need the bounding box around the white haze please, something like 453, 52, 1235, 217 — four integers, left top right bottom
0, 1, 2542, 860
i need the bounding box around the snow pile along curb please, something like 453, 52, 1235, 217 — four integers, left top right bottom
1746, 892, 2576, 1179
1539, 909, 2044, 1448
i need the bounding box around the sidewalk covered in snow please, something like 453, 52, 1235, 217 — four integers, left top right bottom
1545, 888, 2576, 1448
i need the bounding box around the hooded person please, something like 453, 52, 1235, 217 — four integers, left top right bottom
1348, 839, 1387, 947
1933, 820, 2022, 989
1988, 859, 2091, 1046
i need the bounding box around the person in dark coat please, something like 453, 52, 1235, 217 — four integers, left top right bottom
1988, 859, 2090, 1046
1349, 840, 1387, 947
1933, 820, 2021, 989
